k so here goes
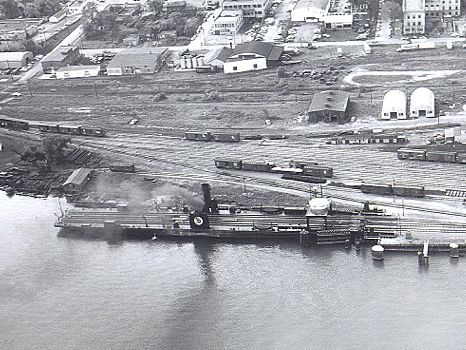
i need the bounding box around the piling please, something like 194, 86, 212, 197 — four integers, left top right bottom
299, 230, 311, 247
449, 243, 459, 258
371, 245, 384, 261
354, 240, 361, 251
104, 220, 122, 243
344, 239, 351, 249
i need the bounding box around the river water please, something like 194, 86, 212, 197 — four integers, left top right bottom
1, 192, 465, 350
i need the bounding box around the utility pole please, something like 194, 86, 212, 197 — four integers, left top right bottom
26, 78, 33, 97
94, 82, 98, 96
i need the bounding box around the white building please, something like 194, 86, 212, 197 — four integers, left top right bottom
0, 51, 33, 69
67, 0, 89, 14
222, 0, 271, 18
403, 0, 426, 34
381, 90, 407, 120
291, 0, 330, 22
55, 65, 101, 79
410, 87, 435, 118
49, 9, 67, 23
210, 10, 243, 35
223, 41, 283, 73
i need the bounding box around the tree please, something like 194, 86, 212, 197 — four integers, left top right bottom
82, 2, 98, 22
149, 0, 163, 15
42, 135, 70, 165
0, 0, 21, 18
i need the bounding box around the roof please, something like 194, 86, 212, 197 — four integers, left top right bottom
205, 47, 233, 63
410, 87, 434, 108
56, 65, 101, 72
216, 10, 243, 20
404, 0, 424, 12
0, 51, 32, 62
107, 47, 167, 69
293, 0, 330, 12
382, 89, 407, 111
227, 41, 284, 61
63, 168, 91, 187
51, 9, 67, 18
308, 90, 350, 113
42, 46, 77, 63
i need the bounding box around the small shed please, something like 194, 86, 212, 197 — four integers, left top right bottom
62, 168, 92, 193
307, 90, 350, 123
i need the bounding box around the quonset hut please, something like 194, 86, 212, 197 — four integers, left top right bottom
410, 87, 435, 118
381, 90, 407, 120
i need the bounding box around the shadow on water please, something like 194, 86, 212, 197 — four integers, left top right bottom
192, 240, 217, 286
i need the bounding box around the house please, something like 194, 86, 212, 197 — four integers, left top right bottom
204, 46, 232, 69
55, 65, 101, 79
0, 51, 33, 69
307, 90, 350, 123
222, 0, 271, 18
223, 41, 283, 73
381, 90, 407, 120
210, 10, 244, 35
62, 168, 92, 193
41, 46, 80, 71
49, 9, 67, 23
106, 47, 168, 75
0, 19, 41, 51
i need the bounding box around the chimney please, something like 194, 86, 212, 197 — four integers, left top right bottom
201, 183, 218, 213
229, 41, 233, 49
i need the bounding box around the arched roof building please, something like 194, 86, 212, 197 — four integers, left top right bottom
381, 90, 407, 120
410, 87, 435, 118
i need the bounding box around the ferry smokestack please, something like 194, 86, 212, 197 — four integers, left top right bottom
201, 183, 218, 213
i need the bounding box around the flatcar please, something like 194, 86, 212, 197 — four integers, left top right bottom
425, 151, 457, 163
212, 132, 240, 142
397, 148, 426, 161
109, 164, 136, 173
0, 116, 30, 130
282, 174, 327, 184
392, 185, 425, 198
185, 131, 211, 141
214, 158, 242, 170
302, 166, 333, 178
242, 161, 275, 172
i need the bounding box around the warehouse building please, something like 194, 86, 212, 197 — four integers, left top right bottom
307, 90, 350, 123
223, 41, 283, 73
55, 65, 101, 79
41, 46, 80, 71
204, 47, 232, 69
381, 90, 407, 120
0, 51, 33, 69
222, 0, 271, 18
106, 47, 167, 75
291, 0, 330, 22
410, 87, 435, 118
62, 168, 92, 193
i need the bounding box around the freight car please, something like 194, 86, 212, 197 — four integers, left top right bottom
397, 148, 426, 160
212, 132, 240, 142
282, 174, 327, 184
109, 164, 136, 173
0, 116, 30, 130
302, 166, 333, 178
397, 148, 466, 164
327, 134, 407, 145
185, 131, 211, 141
214, 158, 242, 169
185, 131, 241, 142
361, 182, 425, 198
36, 123, 106, 137
425, 151, 457, 163
271, 166, 303, 174
289, 160, 319, 169
242, 161, 276, 172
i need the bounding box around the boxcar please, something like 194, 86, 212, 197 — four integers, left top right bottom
392, 185, 425, 198
282, 174, 327, 183
109, 164, 136, 173
397, 148, 426, 161
214, 159, 242, 170
302, 166, 333, 178
426, 151, 457, 163
81, 126, 106, 137
37, 124, 60, 133
0, 117, 30, 130
185, 131, 211, 141
58, 125, 82, 135
457, 153, 466, 164
241, 161, 275, 172
289, 160, 319, 169
212, 132, 240, 142
361, 183, 393, 195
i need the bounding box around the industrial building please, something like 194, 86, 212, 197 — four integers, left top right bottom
106, 47, 167, 75
307, 90, 350, 123
222, 0, 271, 18
291, 0, 330, 22
54, 65, 101, 79
0, 51, 33, 69
410, 87, 435, 118
210, 10, 244, 35
381, 90, 407, 120
204, 47, 232, 69
41, 46, 80, 72
62, 168, 92, 193
223, 41, 283, 73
